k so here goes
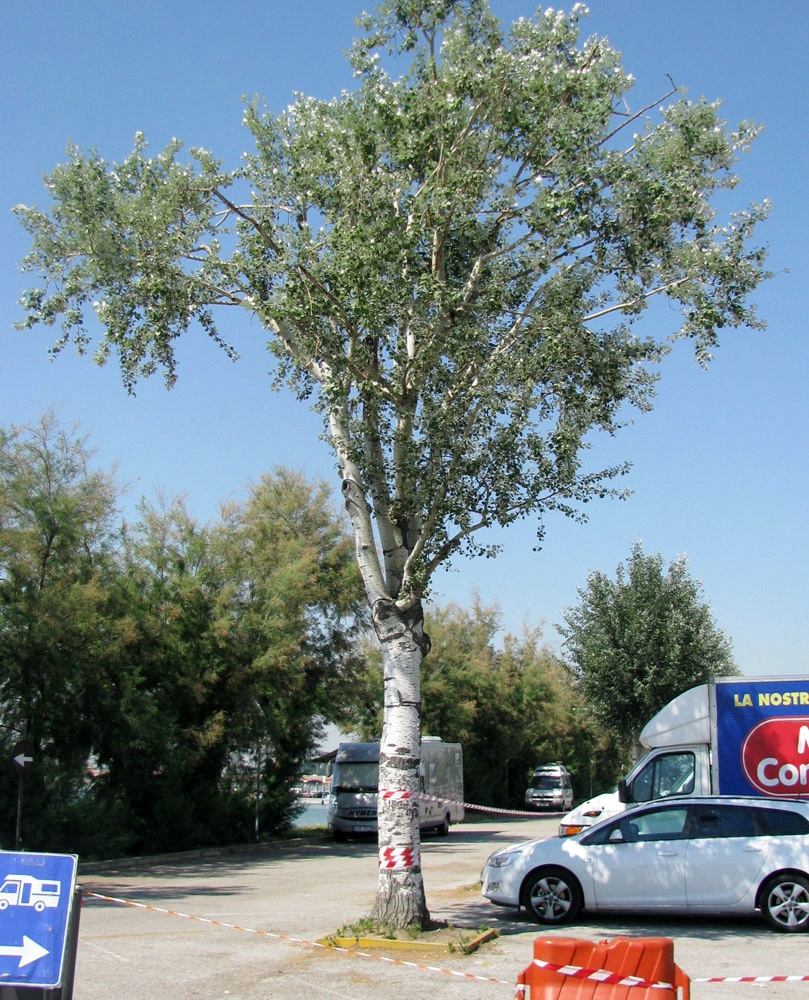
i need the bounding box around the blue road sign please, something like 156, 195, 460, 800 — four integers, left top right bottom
0, 851, 78, 988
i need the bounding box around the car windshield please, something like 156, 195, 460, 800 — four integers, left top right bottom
333, 761, 379, 792
530, 775, 562, 790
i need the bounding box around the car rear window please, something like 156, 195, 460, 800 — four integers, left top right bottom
756, 807, 809, 836
691, 805, 756, 839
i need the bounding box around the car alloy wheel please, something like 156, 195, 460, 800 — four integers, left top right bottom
521, 866, 582, 925
762, 873, 809, 932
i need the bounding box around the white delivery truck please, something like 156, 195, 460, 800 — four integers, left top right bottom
560, 676, 809, 835
327, 737, 464, 839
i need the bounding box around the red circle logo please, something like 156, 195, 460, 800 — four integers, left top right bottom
742, 717, 809, 796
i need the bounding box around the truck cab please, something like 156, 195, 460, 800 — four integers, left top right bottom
559, 685, 715, 835
558, 745, 711, 835
619, 744, 710, 803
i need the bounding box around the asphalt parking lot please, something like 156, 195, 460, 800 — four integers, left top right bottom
72, 815, 809, 999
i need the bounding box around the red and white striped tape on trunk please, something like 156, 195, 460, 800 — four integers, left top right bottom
378, 846, 418, 869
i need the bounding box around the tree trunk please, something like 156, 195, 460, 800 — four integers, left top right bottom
370, 599, 430, 929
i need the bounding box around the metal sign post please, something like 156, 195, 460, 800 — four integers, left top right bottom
10, 743, 34, 852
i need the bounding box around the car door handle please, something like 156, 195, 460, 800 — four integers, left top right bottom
658, 851, 679, 857
742, 846, 764, 853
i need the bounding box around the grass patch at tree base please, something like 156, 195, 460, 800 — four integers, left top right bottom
320, 916, 498, 955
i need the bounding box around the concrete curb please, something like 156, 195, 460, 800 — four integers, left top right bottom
318, 927, 498, 955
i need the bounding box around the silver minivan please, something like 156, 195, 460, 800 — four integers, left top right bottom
524, 763, 573, 812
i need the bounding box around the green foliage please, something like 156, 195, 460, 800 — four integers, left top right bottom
0, 415, 367, 855
559, 540, 738, 746
14, 137, 235, 391
15, 1, 770, 612
86, 470, 367, 852
0, 411, 123, 850
342, 594, 616, 806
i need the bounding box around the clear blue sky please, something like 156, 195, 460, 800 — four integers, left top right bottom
2, 1, 806, 677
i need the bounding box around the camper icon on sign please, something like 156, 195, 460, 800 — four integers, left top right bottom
0, 874, 61, 912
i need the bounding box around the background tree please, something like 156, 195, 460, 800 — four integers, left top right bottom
558, 539, 737, 756
211, 469, 368, 833
85, 468, 367, 854
86, 492, 246, 856
0, 415, 367, 855
0, 411, 123, 850
14, 1, 769, 924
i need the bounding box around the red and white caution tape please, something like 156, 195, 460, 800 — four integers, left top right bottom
692, 974, 809, 984
378, 788, 543, 818
82, 891, 513, 989
378, 846, 418, 869
515, 956, 809, 990
84, 890, 809, 990
520, 958, 674, 992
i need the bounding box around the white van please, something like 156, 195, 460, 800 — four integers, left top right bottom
524, 763, 573, 812
327, 738, 464, 838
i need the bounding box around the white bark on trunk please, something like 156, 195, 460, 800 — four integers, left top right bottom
371, 601, 430, 928
326, 402, 429, 927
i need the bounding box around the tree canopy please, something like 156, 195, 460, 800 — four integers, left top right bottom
558, 539, 738, 750
14, 2, 769, 606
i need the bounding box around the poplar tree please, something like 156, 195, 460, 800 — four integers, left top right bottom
559, 541, 737, 750
14, 1, 769, 925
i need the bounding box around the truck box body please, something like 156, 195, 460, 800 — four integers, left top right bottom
559, 676, 809, 835
327, 738, 463, 837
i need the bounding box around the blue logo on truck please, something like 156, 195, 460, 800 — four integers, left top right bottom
715, 681, 809, 797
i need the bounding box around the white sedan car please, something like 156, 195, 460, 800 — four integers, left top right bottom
481, 796, 809, 932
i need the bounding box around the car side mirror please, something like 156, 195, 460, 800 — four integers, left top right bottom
617, 779, 629, 803
608, 827, 625, 843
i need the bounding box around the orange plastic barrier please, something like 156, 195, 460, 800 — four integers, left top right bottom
517, 936, 690, 999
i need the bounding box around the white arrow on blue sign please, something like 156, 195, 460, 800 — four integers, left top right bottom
0, 933, 50, 967
0, 851, 78, 988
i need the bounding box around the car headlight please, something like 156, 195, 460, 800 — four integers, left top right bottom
487, 851, 519, 869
